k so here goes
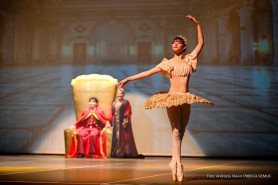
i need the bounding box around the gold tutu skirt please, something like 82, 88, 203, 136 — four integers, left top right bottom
144, 91, 214, 109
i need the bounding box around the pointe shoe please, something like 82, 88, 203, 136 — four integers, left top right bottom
168, 162, 177, 181
177, 164, 184, 182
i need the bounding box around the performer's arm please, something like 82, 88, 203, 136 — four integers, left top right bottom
118, 66, 161, 88
124, 100, 132, 118
73, 109, 89, 128
122, 100, 131, 128
97, 108, 111, 128
186, 15, 204, 55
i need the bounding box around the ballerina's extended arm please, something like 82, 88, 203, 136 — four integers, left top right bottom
118, 67, 161, 88
186, 15, 204, 55
119, 15, 203, 88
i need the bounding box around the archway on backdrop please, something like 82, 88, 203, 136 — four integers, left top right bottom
95, 21, 129, 64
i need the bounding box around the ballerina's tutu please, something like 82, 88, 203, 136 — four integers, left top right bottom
144, 91, 214, 109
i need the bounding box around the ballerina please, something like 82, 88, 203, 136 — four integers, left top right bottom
118, 15, 214, 182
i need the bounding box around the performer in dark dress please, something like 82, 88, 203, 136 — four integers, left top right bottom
111, 88, 139, 158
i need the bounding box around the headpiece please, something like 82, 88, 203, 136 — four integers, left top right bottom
176, 35, 188, 45
117, 87, 124, 92
117, 87, 125, 94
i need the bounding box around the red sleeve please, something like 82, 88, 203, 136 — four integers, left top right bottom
74, 108, 90, 128
124, 100, 132, 118
96, 107, 109, 125
107, 102, 113, 123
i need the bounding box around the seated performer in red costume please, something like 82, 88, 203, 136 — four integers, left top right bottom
66, 97, 111, 158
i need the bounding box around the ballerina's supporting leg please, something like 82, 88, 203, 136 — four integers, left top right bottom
167, 104, 190, 182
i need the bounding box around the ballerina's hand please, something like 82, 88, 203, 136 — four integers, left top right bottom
186, 15, 199, 25
118, 79, 128, 88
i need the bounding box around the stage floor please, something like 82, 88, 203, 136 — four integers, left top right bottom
0, 155, 277, 185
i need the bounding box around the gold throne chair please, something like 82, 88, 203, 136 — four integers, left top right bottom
64, 74, 117, 158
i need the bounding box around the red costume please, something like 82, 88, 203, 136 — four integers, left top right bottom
66, 107, 110, 158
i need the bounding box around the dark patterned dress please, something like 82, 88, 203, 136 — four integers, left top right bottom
111, 99, 138, 158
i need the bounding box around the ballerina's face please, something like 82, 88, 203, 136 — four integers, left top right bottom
172, 39, 186, 54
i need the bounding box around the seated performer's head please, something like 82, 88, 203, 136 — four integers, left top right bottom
88, 97, 98, 108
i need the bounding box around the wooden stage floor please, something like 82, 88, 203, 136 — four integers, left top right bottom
0, 155, 277, 185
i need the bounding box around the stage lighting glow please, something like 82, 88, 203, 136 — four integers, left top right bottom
252, 68, 270, 93
252, 39, 269, 54
258, 39, 269, 54
87, 46, 94, 56
154, 45, 163, 56
129, 46, 136, 56
63, 46, 71, 56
